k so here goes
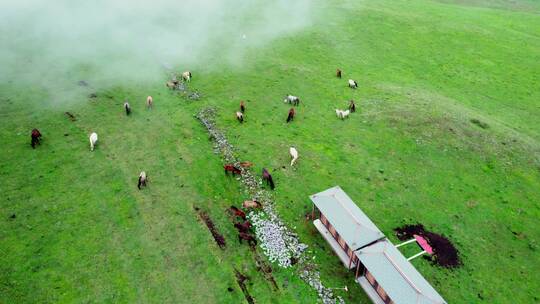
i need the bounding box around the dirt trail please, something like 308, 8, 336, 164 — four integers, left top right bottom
234, 269, 255, 304
195, 207, 226, 249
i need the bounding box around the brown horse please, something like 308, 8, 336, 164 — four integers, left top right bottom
349, 100, 356, 113
336, 69, 342, 78
224, 164, 242, 176
240, 101, 245, 113
286, 108, 295, 123
31, 129, 42, 148
234, 221, 252, 233
238, 232, 257, 246
239, 161, 253, 168
262, 168, 275, 190
229, 206, 246, 220
243, 200, 262, 209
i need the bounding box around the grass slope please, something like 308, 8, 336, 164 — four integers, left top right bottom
1, 0, 539, 303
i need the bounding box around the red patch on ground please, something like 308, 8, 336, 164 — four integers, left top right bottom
395, 224, 461, 268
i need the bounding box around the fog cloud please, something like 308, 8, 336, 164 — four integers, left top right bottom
0, 0, 312, 101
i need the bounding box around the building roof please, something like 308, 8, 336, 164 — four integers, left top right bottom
355, 239, 447, 304
310, 186, 385, 250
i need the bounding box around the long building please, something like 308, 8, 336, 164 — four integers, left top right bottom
310, 186, 447, 304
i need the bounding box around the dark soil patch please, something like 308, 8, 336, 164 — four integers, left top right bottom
195, 207, 226, 249
394, 224, 460, 268
253, 249, 279, 291
234, 269, 255, 304
470, 118, 489, 129
65, 112, 77, 121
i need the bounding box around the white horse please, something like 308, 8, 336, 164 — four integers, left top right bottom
182, 71, 192, 82
138, 171, 147, 189
348, 79, 358, 89
124, 102, 131, 115
290, 147, 299, 166
284, 95, 300, 106
336, 109, 350, 119
89, 132, 98, 151
146, 96, 153, 108
236, 111, 244, 123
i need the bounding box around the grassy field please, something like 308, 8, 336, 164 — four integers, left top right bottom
1, 0, 540, 303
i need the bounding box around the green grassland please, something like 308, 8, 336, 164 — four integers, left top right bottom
1, 0, 539, 303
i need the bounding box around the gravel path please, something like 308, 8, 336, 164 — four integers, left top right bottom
197, 108, 344, 304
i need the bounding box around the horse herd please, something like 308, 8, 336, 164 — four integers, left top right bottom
29, 71, 192, 190
230, 68, 359, 189
236, 69, 357, 126
224, 69, 360, 247
31, 69, 358, 233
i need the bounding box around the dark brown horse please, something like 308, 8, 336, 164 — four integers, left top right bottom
240, 101, 245, 113
349, 100, 356, 113
238, 232, 257, 246
224, 164, 242, 176
286, 108, 295, 123
31, 129, 42, 148
234, 221, 252, 233
336, 69, 342, 78
262, 168, 275, 190
229, 206, 246, 220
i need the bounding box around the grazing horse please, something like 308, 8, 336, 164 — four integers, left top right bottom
124, 101, 131, 115
348, 79, 358, 89
229, 206, 246, 220
243, 200, 262, 209
236, 111, 244, 123
239, 161, 253, 168
146, 96, 153, 109
262, 168, 275, 190
336, 69, 342, 78
234, 221, 252, 233
284, 95, 300, 106
166, 78, 179, 88
182, 71, 192, 82
238, 232, 257, 246
138, 171, 147, 189
349, 100, 356, 113
224, 164, 242, 176
30, 129, 42, 148
286, 108, 295, 123
336, 109, 350, 119
289, 147, 299, 166
240, 101, 245, 113
89, 132, 98, 151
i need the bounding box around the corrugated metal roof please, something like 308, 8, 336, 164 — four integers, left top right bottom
310, 186, 385, 250
356, 239, 447, 304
